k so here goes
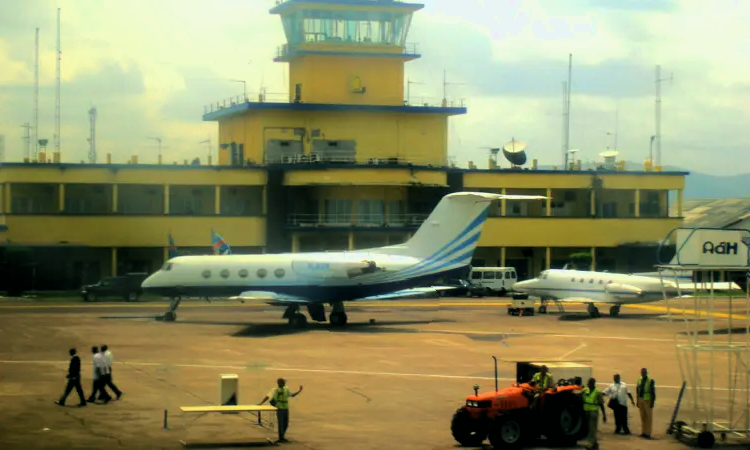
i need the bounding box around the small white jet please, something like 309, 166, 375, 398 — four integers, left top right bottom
511, 269, 686, 318
141, 192, 546, 327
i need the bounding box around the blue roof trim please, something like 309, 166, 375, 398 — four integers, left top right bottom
270, 0, 425, 14
274, 50, 421, 62
203, 101, 467, 121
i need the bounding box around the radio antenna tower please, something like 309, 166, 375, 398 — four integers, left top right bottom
88, 107, 97, 163
21, 123, 32, 161
33, 27, 40, 161
655, 64, 674, 169
54, 8, 61, 159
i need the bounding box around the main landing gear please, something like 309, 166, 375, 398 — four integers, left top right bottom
282, 302, 348, 328
587, 303, 601, 318
609, 305, 621, 317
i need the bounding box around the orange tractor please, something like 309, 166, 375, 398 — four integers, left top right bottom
451, 358, 592, 448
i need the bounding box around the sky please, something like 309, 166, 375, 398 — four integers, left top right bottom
0, 0, 748, 174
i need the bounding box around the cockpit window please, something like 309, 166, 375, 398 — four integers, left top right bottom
540, 271, 548, 280
163, 263, 173, 271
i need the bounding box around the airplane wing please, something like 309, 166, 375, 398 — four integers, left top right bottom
675, 281, 741, 291
554, 297, 602, 304
230, 287, 459, 305
604, 283, 643, 298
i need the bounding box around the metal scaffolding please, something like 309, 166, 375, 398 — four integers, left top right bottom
658, 227, 750, 448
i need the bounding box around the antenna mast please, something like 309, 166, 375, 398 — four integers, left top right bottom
442, 70, 464, 107
0, 134, 5, 163
655, 64, 673, 169
562, 81, 568, 167
54, 8, 61, 160
406, 76, 423, 105
563, 54, 572, 170
33, 27, 39, 161
21, 123, 32, 161
88, 107, 97, 163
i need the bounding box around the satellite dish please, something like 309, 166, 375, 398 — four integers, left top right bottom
599, 150, 619, 159
502, 138, 528, 166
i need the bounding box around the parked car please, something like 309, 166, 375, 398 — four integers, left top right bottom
81, 272, 149, 302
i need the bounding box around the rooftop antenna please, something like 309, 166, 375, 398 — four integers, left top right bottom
563, 54, 572, 170
199, 137, 212, 164
406, 76, 423, 105
33, 27, 39, 161
54, 8, 61, 160
88, 107, 97, 163
148, 137, 163, 162
21, 123, 32, 161
442, 70, 465, 107
655, 65, 674, 169
0, 134, 5, 163
614, 100, 619, 151
561, 81, 568, 167
502, 138, 528, 169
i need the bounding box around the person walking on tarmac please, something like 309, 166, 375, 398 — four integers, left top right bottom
583, 377, 606, 450
55, 348, 86, 407
259, 378, 303, 443
603, 373, 635, 435
636, 367, 656, 439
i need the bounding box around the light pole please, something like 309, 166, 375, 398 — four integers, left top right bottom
230, 79, 247, 101
649, 135, 656, 165
148, 137, 162, 163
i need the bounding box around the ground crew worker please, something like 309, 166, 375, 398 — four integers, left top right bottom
259, 378, 303, 443
55, 348, 86, 407
529, 365, 553, 410
583, 377, 606, 449
636, 367, 656, 439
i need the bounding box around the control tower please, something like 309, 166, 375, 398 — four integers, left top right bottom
270, 0, 424, 106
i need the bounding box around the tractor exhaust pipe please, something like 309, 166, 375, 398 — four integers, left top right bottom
492, 356, 498, 393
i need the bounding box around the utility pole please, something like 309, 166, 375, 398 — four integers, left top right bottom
406, 76, 423, 105
33, 27, 39, 161
55, 8, 61, 159
655, 65, 673, 168
563, 54, 572, 170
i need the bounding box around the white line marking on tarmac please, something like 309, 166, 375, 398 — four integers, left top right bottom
0, 359, 744, 392
419, 329, 676, 342
558, 343, 586, 360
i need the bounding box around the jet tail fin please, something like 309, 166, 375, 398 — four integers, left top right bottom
211, 229, 232, 255
368, 192, 546, 276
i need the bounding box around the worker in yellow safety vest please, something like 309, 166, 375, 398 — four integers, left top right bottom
582, 377, 606, 450
529, 365, 554, 410
636, 367, 656, 439
260, 378, 303, 443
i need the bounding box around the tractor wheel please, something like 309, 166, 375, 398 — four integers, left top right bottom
542, 392, 586, 445
450, 407, 487, 447
488, 413, 525, 449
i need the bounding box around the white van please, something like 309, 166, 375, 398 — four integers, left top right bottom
469, 267, 518, 295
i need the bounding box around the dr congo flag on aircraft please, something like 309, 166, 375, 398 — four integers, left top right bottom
211, 229, 232, 255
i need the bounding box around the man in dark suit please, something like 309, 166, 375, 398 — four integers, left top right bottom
55, 348, 86, 407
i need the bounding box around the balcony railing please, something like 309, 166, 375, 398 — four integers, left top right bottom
264, 150, 447, 167
287, 213, 429, 228
276, 41, 420, 59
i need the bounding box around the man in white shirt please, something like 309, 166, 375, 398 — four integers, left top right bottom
603, 373, 635, 435
98, 345, 122, 401
87, 346, 112, 403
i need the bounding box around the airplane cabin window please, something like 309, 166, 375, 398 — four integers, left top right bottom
257, 268, 267, 278
599, 280, 603, 284
571, 278, 575, 282
201, 269, 211, 279
238, 269, 249, 278
274, 268, 286, 278
589, 279, 594, 283
220, 269, 230, 279
580, 278, 584, 283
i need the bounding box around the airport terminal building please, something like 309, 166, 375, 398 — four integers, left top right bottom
0, 0, 687, 291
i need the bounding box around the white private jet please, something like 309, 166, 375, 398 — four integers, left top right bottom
511, 269, 687, 318
141, 191, 546, 327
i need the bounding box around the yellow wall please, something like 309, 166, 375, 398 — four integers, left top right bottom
221, 110, 447, 166
464, 172, 685, 191
284, 168, 446, 186
314, 186, 407, 201
479, 217, 682, 248
289, 55, 404, 105
4, 216, 265, 247
0, 165, 266, 186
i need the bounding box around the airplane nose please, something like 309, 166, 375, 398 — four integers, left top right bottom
512, 280, 529, 291
141, 274, 157, 288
